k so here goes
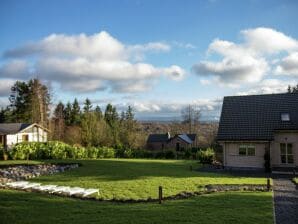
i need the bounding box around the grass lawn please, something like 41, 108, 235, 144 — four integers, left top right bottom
1, 159, 268, 200
0, 189, 273, 224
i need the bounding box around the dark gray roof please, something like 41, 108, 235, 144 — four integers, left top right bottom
0, 123, 31, 135
217, 93, 298, 141
147, 134, 169, 143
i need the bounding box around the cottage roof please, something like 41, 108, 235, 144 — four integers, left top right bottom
147, 133, 170, 143
177, 134, 194, 144
0, 123, 31, 135
217, 93, 298, 141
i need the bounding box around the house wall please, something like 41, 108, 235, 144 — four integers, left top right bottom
222, 142, 267, 169
6, 125, 48, 148
271, 132, 298, 167
166, 137, 191, 150
146, 142, 165, 151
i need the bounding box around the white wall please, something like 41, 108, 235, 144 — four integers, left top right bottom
223, 142, 266, 168
6, 125, 48, 148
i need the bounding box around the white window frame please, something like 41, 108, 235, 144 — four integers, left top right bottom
238, 145, 256, 156
281, 113, 290, 121
280, 143, 294, 164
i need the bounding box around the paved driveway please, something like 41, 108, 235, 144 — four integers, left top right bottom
273, 177, 298, 224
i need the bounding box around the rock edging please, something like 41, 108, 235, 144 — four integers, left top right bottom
0, 163, 79, 183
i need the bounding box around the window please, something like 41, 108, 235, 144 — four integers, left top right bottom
281, 113, 290, 121
22, 134, 29, 142
239, 145, 255, 156
280, 143, 294, 164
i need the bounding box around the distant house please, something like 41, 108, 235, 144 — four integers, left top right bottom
217, 93, 298, 170
146, 132, 197, 150
0, 123, 49, 149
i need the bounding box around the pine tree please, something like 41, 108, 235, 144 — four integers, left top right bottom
53, 102, 65, 140
71, 98, 81, 125
64, 102, 72, 126
83, 98, 92, 113
94, 105, 102, 120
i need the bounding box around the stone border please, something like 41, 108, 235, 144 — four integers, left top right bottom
0, 183, 270, 203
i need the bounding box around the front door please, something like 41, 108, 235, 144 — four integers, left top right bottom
280, 143, 294, 165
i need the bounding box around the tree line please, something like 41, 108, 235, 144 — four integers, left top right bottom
0, 79, 145, 149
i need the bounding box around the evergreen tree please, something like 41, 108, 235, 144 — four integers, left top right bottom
71, 98, 81, 125
9, 79, 50, 126
64, 102, 72, 126
83, 98, 92, 113
53, 102, 65, 140
288, 84, 298, 93
94, 105, 102, 120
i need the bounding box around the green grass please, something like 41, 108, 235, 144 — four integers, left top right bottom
0, 189, 273, 224
0, 159, 268, 200
294, 178, 298, 184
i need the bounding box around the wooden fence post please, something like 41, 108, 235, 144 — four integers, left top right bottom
267, 178, 270, 191
159, 186, 163, 204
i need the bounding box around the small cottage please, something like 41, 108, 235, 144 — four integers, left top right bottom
0, 123, 49, 149
146, 132, 197, 151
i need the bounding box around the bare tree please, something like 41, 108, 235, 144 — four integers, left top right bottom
181, 105, 201, 133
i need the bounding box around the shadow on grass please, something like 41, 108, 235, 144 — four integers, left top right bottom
0, 189, 273, 224
29, 159, 265, 183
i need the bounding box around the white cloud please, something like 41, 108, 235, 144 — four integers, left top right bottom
236, 79, 296, 95
242, 27, 298, 54
1, 31, 185, 93
275, 52, 298, 76
0, 79, 17, 96
193, 27, 298, 86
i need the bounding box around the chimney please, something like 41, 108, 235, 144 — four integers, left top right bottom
167, 132, 171, 139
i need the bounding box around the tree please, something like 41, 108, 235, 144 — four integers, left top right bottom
53, 102, 65, 141
9, 79, 50, 126
288, 84, 298, 93
71, 98, 81, 125
181, 105, 201, 133
94, 105, 103, 120
83, 98, 92, 113
104, 104, 119, 127
64, 102, 72, 126
28, 79, 50, 127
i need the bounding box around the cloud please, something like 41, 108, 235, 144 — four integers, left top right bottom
236, 79, 296, 95
1, 31, 185, 93
193, 27, 298, 86
0, 79, 17, 97
275, 52, 298, 76
0, 60, 30, 78
242, 27, 298, 54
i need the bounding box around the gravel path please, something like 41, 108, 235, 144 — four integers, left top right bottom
273, 177, 298, 224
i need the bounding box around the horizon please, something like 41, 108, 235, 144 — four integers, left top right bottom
1, 0, 298, 121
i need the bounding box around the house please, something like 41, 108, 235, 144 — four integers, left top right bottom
217, 93, 298, 170
0, 123, 49, 149
146, 132, 197, 151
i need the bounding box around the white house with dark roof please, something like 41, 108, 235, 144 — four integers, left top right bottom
0, 123, 49, 149
217, 93, 298, 171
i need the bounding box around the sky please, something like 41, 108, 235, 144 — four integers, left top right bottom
0, 0, 298, 121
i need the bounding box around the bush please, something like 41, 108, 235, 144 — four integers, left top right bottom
164, 150, 176, 159
196, 148, 215, 164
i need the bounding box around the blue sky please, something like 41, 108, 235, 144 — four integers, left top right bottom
0, 0, 298, 121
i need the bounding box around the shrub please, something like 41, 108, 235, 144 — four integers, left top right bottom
164, 150, 176, 159
123, 148, 133, 158
196, 148, 215, 164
